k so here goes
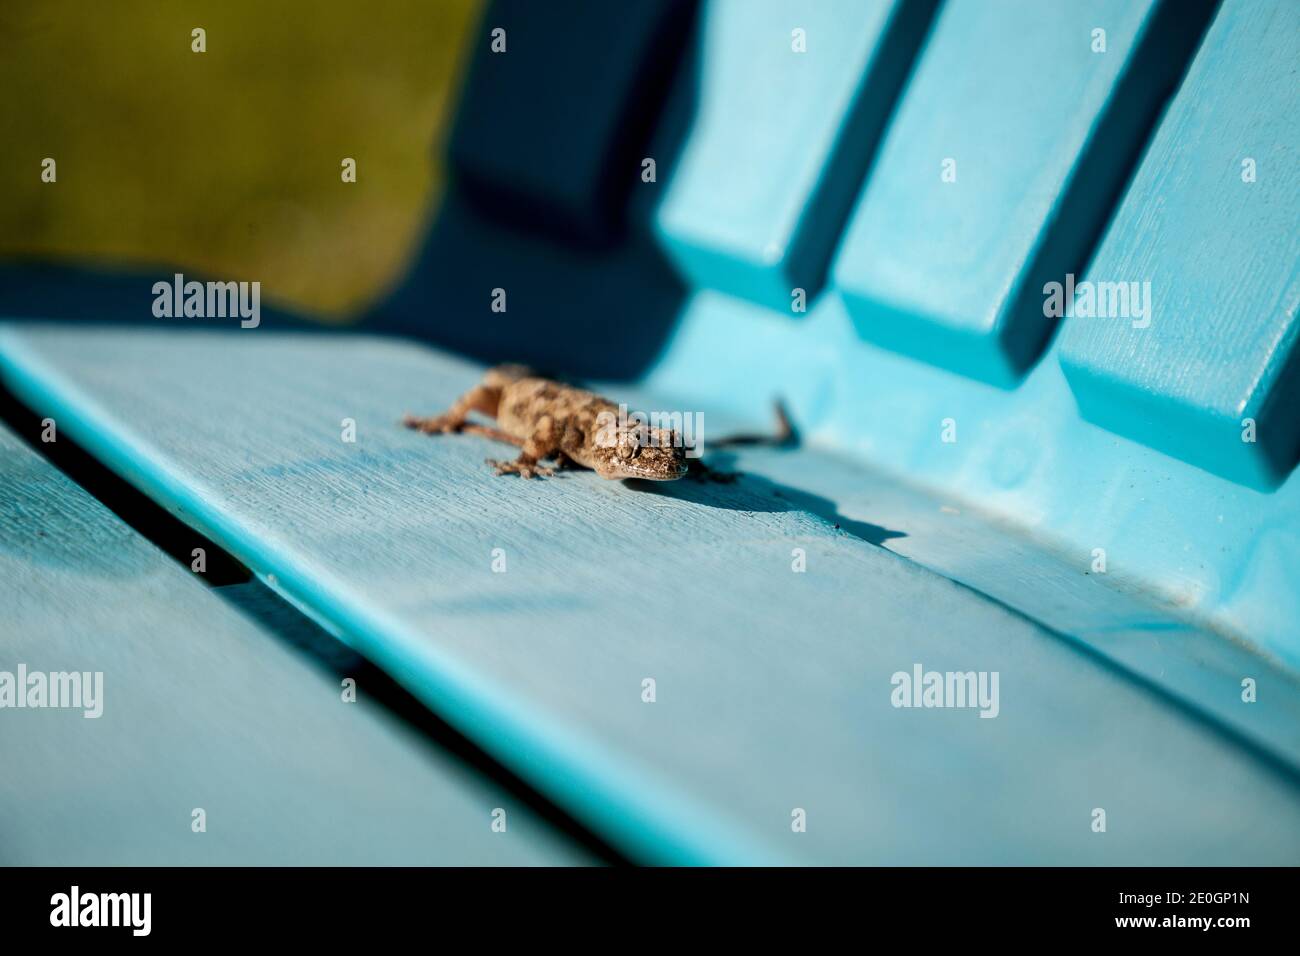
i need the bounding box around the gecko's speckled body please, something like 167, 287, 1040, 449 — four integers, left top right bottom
403, 365, 689, 480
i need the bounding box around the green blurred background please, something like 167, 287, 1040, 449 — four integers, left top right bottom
0, 0, 482, 318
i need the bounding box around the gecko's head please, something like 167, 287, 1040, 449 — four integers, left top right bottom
593, 426, 689, 481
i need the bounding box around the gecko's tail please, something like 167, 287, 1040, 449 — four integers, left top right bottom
770, 399, 799, 448
710, 399, 800, 450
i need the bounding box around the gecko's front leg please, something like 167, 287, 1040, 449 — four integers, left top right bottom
488, 415, 559, 478
402, 383, 500, 434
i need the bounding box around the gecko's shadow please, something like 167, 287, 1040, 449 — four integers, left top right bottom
626, 451, 908, 550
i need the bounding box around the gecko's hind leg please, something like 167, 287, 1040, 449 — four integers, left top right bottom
487, 415, 559, 478
403, 384, 500, 434
459, 423, 524, 446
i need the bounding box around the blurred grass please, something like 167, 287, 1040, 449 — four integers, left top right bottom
0, 0, 481, 319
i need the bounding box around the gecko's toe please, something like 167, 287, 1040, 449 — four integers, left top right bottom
408, 414, 462, 434
486, 458, 553, 479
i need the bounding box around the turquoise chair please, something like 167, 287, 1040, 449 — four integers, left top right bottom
3, 0, 1298, 865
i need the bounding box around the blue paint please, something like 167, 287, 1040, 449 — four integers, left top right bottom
832, 0, 1215, 385
646, 287, 1300, 702
3, 325, 1300, 863
4, 0, 1299, 867
0, 420, 584, 865
655, 0, 936, 311
0, 328, 774, 865
1059, 0, 1300, 489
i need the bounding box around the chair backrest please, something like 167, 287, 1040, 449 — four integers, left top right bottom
378, 0, 1300, 672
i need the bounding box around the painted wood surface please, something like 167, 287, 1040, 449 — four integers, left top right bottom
1059, 0, 1300, 489
648, 289, 1300, 719
655, 0, 935, 310
832, 0, 1214, 385
0, 421, 585, 865
3, 325, 1298, 864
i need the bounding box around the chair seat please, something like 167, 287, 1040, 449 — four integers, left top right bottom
0, 415, 584, 865
4, 323, 1296, 864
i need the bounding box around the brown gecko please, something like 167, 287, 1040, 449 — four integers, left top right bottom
402, 365, 691, 480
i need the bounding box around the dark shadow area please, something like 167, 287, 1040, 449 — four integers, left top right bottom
369, 190, 686, 380
0, 381, 629, 865
630, 450, 907, 550
450, 0, 698, 247
1256, 332, 1300, 484
0, 258, 323, 330
367, 0, 702, 381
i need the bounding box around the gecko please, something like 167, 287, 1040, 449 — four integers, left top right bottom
402, 365, 691, 480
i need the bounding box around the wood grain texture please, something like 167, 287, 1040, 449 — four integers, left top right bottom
1060, 0, 1300, 488
833, 0, 1214, 384
0, 422, 586, 865
650, 289, 1300, 772
3, 325, 1298, 864
655, 0, 935, 309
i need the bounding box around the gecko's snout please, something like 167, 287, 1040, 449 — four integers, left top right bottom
625, 459, 689, 481
600, 426, 690, 480
650, 456, 691, 481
